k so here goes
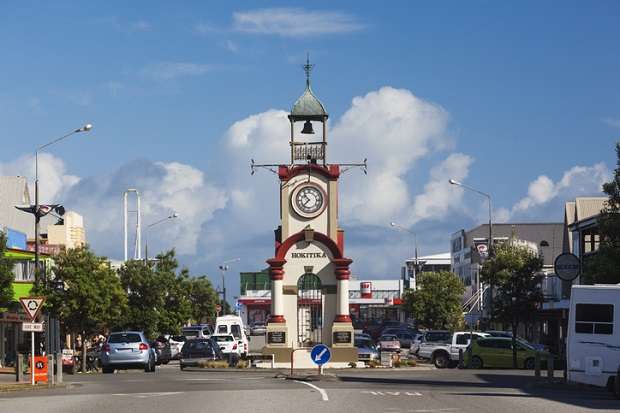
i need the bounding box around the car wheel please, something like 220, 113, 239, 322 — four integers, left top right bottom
102, 366, 114, 374
180, 364, 185, 371
470, 356, 483, 369
613, 373, 620, 399
524, 358, 535, 370
433, 353, 449, 369
163, 359, 170, 365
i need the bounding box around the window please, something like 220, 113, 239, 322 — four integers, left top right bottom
456, 334, 471, 345
217, 325, 227, 334
582, 230, 600, 254
108, 333, 142, 343
575, 304, 614, 335
477, 339, 493, 348
495, 340, 512, 350
231, 325, 241, 339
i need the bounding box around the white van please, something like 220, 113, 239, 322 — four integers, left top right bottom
567, 284, 620, 396
182, 324, 213, 339
215, 315, 249, 357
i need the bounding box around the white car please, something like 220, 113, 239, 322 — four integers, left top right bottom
211, 334, 242, 365
168, 335, 186, 360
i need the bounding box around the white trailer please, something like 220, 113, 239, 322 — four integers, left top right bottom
567, 284, 620, 396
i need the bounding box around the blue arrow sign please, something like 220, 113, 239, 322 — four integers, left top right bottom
310, 344, 331, 366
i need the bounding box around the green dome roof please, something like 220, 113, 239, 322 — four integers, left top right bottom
291, 84, 327, 118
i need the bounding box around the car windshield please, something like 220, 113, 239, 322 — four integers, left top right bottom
355, 339, 376, 349
425, 332, 451, 342
171, 335, 186, 342
108, 333, 141, 343
381, 335, 398, 341
183, 330, 200, 337
183, 340, 212, 352
212, 335, 234, 342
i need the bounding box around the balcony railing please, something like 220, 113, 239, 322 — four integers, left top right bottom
292, 142, 325, 161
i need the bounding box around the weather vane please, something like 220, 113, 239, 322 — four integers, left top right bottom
303, 53, 314, 87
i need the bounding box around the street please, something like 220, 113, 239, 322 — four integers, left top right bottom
0, 364, 617, 413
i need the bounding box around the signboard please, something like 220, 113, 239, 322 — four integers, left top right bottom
360, 282, 372, 298
310, 344, 331, 366
267, 331, 286, 344
19, 297, 45, 321
22, 322, 44, 332
554, 253, 580, 281
333, 331, 352, 344
30, 356, 48, 383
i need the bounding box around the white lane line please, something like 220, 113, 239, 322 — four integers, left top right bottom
294, 380, 328, 402
112, 392, 183, 398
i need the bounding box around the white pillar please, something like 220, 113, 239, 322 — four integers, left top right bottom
337, 278, 349, 317
267, 259, 286, 323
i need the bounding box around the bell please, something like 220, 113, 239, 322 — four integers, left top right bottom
301, 120, 315, 134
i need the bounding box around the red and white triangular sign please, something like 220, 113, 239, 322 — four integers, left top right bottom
19, 297, 45, 321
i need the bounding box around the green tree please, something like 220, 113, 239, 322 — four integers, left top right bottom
185, 275, 218, 324
42, 246, 127, 371
585, 142, 620, 284
403, 271, 465, 330
120, 250, 192, 337
481, 242, 543, 368
0, 232, 15, 307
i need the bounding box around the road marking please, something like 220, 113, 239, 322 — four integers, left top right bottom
361, 390, 422, 397
112, 392, 183, 398
294, 380, 329, 401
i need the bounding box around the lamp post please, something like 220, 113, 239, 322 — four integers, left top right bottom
34, 124, 92, 286
144, 212, 179, 262
390, 222, 419, 290
449, 179, 493, 322
219, 258, 240, 315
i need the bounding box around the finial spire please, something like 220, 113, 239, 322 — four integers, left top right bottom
303, 52, 314, 88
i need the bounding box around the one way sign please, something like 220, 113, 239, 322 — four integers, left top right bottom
19, 297, 45, 321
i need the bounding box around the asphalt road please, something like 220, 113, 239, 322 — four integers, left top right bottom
0, 363, 617, 413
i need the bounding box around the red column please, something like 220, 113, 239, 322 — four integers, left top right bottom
267, 258, 286, 323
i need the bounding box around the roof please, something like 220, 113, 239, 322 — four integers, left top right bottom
564, 201, 576, 227
575, 197, 606, 222
408, 252, 451, 264
291, 84, 327, 119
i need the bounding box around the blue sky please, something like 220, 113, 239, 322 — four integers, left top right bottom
1, 2, 618, 298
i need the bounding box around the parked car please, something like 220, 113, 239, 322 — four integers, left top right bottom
211, 334, 242, 366
100, 331, 157, 373
168, 335, 186, 360
381, 329, 417, 349
182, 324, 213, 339
465, 337, 547, 369
378, 334, 401, 352
179, 338, 225, 370
151, 337, 172, 365
484, 331, 547, 351
215, 315, 249, 357
250, 322, 267, 336
418, 331, 489, 368
355, 335, 379, 363
61, 349, 75, 374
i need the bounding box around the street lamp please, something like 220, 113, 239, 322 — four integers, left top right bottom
34, 124, 93, 285
449, 179, 493, 320
219, 258, 240, 315
144, 212, 179, 262
390, 222, 419, 290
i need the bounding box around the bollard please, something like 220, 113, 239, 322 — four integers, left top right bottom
16, 354, 24, 383
458, 349, 464, 369
534, 352, 540, 378
47, 355, 54, 387
56, 353, 63, 384
547, 354, 554, 380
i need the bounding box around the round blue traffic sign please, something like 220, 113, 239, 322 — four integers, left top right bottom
310, 344, 331, 366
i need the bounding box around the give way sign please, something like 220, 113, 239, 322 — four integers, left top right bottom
19, 297, 46, 321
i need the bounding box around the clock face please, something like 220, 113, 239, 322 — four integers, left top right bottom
292, 184, 326, 218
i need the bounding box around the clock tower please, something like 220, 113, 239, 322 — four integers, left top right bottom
257, 58, 358, 366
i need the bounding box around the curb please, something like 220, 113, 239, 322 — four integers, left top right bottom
0, 383, 66, 393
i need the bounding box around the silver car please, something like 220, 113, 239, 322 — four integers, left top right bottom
100, 331, 156, 373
